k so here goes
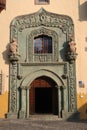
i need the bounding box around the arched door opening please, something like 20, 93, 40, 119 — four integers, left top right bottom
29, 76, 58, 115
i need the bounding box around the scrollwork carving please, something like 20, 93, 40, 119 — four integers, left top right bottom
12, 8, 73, 35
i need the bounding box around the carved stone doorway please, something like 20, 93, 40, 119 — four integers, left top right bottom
7, 8, 79, 120
29, 76, 58, 116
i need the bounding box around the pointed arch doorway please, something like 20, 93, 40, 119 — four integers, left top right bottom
29, 76, 59, 116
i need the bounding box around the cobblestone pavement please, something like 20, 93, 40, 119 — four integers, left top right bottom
0, 118, 87, 130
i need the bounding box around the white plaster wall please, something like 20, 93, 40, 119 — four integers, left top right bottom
0, 0, 87, 92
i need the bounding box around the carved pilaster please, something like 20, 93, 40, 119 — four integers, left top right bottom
69, 64, 77, 112
9, 63, 17, 113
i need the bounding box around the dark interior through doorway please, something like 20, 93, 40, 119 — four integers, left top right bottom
35, 87, 52, 113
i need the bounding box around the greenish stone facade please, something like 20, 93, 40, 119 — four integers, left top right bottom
7, 8, 79, 120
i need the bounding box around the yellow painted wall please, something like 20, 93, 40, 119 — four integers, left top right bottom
0, 92, 8, 118
77, 92, 87, 119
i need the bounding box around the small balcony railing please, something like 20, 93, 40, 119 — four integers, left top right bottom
0, 0, 6, 12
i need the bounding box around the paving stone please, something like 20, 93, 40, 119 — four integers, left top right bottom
0, 119, 87, 130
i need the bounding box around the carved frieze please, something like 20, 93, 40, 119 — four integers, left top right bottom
11, 8, 74, 39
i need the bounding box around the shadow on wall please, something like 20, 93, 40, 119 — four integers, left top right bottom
66, 92, 87, 121
67, 104, 87, 122
2, 43, 10, 64
66, 105, 87, 122
78, 0, 87, 21
78, 103, 87, 120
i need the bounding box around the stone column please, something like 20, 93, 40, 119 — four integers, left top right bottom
19, 87, 26, 118
58, 86, 61, 118
26, 88, 29, 118
62, 87, 68, 118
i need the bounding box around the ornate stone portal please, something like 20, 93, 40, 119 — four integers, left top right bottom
7, 8, 79, 120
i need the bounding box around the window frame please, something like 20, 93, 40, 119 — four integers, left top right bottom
35, 0, 50, 5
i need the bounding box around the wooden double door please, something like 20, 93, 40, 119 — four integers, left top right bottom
29, 76, 58, 115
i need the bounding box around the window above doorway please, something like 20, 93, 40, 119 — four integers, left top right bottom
34, 35, 52, 54
35, 0, 50, 5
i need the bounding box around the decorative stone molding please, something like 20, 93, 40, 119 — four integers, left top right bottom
69, 64, 77, 112
28, 27, 58, 62
20, 68, 66, 89
11, 8, 74, 39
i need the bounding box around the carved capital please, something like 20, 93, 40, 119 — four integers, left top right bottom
9, 54, 19, 64
66, 52, 78, 64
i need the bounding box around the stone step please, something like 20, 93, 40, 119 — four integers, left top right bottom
29, 114, 62, 121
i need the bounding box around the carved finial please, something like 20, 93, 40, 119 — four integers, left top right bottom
39, 8, 46, 13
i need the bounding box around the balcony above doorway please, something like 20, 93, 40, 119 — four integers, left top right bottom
0, 0, 6, 12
